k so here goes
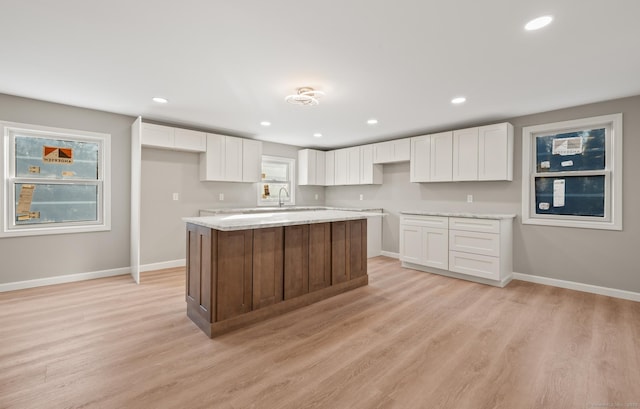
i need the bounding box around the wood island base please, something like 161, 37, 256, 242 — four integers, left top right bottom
186, 219, 368, 338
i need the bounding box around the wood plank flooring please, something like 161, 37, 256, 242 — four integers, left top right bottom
1, 256, 639, 409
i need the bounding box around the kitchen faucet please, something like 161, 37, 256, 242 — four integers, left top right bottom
278, 187, 289, 207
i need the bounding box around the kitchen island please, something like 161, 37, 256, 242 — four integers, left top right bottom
183, 210, 377, 337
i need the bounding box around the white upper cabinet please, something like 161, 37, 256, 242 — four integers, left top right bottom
141, 123, 206, 152
452, 127, 479, 181
200, 133, 262, 182
410, 122, 512, 183
325, 151, 335, 186
373, 138, 410, 164
360, 145, 383, 185
298, 149, 326, 186
478, 123, 514, 181
242, 138, 263, 182
347, 146, 361, 185
334, 148, 349, 185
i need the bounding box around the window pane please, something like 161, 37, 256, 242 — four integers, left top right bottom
535, 128, 605, 173
15, 136, 99, 179
15, 183, 98, 225
535, 175, 605, 217
262, 160, 289, 182
260, 182, 291, 202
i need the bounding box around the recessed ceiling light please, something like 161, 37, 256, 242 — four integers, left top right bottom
525, 15, 553, 31
313, 133, 322, 138
367, 119, 378, 125
451, 96, 467, 104
152, 97, 168, 104
260, 121, 271, 127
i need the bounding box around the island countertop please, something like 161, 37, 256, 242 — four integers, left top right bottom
184, 209, 383, 231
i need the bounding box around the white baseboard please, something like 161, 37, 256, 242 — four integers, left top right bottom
140, 259, 186, 272
0, 267, 130, 293
380, 251, 400, 259
513, 272, 640, 302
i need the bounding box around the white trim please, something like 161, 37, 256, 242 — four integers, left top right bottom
521, 113, 623, 230
380, 251, 400, 259
513, 272, 640, 302
0, 267, 130, 293
401, 261, 512, 288
140, 258, 186, 272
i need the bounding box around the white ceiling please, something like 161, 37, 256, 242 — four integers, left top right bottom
1, 1, 639, 149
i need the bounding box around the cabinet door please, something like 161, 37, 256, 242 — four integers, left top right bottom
315, 150, 326, 186
393, 138, 411, 162
347, 219, 367, 279
410, 135, 431, 182
360, 144, 381, 184
478, 123, 513, 181
174, 128, 206, 152
331, 221, 349, 284
253, 227, 283, 309
308, 223, 331, 292
284, 224, 309, 300
430, 131, 453, 181
399, 224, 422, 263
373, 141, 393, 164
422, 227, 449, 269
186, 224, 214, 323
225, 136, 243, 182
334, 149, 348, 185
297, 149, 313, 185
453, 127, 479, 181
347, 147, 361, 185
242, 139, 262, 182
200, 133, 225, 181
325, 151, 335, 186
141, 123, 174, 149
216, 230, 253, 321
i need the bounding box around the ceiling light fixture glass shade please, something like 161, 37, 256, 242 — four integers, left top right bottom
285, 87, 325, 106
525, 15, 553, 31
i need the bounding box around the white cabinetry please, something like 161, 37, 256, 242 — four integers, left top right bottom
452, 127, 479, 181
347, 147, 360, 185
400, 213, 513, 286
410, 131, 453, 182
399, 215, 449, 270
334, 148, 348, 185
360, 145, 383, 185
141, 123, 206, 152
325, 151, 335, 186
298, 149, 326, 186
478, 123, 514, 181
200, 134, 262, 182
373, 138, 410, 164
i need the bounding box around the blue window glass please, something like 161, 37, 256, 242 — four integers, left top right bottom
535, 175, 605, 217
15, 136, 99, 180
15, 183, 98, 225
535, 128, 605, 173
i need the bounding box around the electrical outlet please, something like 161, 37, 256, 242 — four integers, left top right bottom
219, 193, 224, 201
359, 194, 364, 201
467, 194, 473, 203
172, 193, 179, 201
315, 193, 319, 200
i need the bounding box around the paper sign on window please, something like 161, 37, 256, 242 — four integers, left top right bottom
43, 146, 74, 164
552, 137, 583, 156
553, 179, 565, 207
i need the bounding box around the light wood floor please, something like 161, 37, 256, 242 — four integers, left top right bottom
1, 257, 639, 409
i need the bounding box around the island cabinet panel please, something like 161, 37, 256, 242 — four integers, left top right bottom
332, 220, 367, 284
252, 227, 284, 309
186, 223, 215, 323
347, 219, 368, 279
308, 223, 331, 293
216, 230, 253, 321
284, 225, 310, 300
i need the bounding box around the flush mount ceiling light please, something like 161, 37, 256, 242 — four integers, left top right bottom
152, 97, 168, 104
285, 87, 325, 106
451, 96, 467, 104
525, 15, 553, 31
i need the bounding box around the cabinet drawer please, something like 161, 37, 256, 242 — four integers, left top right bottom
449, 230, 499, 257
400, 215, 448, 229
449, 251, 500, 280
449, 217, 499, 233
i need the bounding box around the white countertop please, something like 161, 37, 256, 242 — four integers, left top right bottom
185, 209, 383, 231
199, 206, 383, 215
400, 210, 516, 220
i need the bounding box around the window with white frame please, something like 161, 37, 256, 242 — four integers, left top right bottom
521, 113, 622, 230
1, 121, 111, 237
257, 155, 295, 206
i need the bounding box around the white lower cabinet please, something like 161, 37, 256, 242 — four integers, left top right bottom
400, 214, 513, 286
